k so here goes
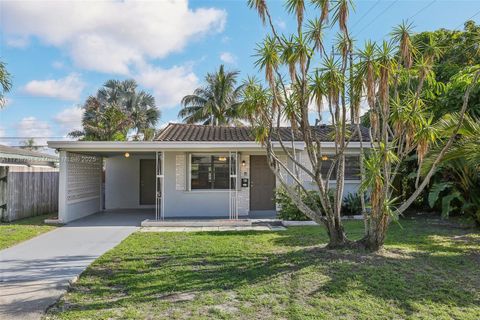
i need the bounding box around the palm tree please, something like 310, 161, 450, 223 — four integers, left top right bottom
69, 97, 132, 141
0, 61, 12, 108
70, 80, 160, 141
178, 65, 244, 126
21, 138, 40, 151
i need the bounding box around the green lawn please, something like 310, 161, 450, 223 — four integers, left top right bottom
0, 214, 57, 250
46, 219, 480, 320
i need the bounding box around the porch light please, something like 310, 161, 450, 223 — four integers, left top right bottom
242, 160, 246, 166
218, 156, 227, 161
321, 155, 328, 161
124, 152, 130, 158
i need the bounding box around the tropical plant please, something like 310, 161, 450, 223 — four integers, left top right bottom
21, 138, 40, 151
178, 65, 244, 126
276, 186, 337, 221
276, 187, 312, 221
247, 0, 480, 251
342, 193, 363, 216
246, 0, 356, 248
422, 112, 480, 224
0, 61, 12, 108
389, 22, 480, 224
413, 21, 480, 118
357, 35, 480, 250
70, 79, 160, 141
69, 97, 131, 141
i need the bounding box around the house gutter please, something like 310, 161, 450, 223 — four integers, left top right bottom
47, 141, 371, 152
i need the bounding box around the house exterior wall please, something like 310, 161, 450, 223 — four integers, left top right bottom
58, 151, 102, 223
105, 154, 155, 210
60, 147, 362, 221
104, 152, 248, 218
164, 151, 231, 218
290, 149, 361, 196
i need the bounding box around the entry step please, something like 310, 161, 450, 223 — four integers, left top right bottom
141, 219, 252, 227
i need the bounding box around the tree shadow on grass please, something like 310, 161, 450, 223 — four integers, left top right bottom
54, 233, 480, 318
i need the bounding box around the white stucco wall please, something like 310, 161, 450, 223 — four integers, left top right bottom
105, 154, 155, 210
58, 148, 362, 220
164, 152, 233, 218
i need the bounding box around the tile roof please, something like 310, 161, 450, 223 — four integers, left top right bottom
155, 123, 370, 142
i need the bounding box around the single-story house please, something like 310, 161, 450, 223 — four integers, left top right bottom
48, 123, 369, 223
0, 145, 59, 221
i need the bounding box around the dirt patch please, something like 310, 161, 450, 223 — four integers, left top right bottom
157, 292, 196, 302
378, 248, 413, 260
211, 304, 238, 313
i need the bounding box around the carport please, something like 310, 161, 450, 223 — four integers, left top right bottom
53, 146, 164, 224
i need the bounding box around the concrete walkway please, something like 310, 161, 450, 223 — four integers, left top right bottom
0, 211, 152, 320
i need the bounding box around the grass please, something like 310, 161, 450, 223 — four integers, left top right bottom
46, 218, 480, 320
0, 214, 57, 250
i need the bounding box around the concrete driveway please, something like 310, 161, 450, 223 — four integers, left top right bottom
0, 211, 153, 320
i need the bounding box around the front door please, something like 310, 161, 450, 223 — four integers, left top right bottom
140, 159, 155, 205
250, 155, 276, 210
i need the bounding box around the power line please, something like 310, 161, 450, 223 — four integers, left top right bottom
408, 0, 437, 20
372, 0, 438, 44
353, 0, 400, 39
454, 8, 480, 30
350, 0, 381, 29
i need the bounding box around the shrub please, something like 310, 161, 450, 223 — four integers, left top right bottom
342, 193, 363, 216
276, 187, 333, 221
276, 187, 366, 220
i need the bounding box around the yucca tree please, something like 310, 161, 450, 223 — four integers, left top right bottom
356, 27, 480, 250
178, 65, 244, 126
246, 0, 355, 248
0, 61, 12, 108
246, 0, 480, 251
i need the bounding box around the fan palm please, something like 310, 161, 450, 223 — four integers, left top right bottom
0, 61, 12, 108
70, 79, 160, 141
178, 65, 244, 126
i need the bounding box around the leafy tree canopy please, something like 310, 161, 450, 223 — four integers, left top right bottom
70, 79, 160, 141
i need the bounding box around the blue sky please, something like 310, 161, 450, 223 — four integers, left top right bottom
0, 0, 479, 148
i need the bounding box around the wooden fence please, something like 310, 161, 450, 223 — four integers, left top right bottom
0, 165, 59, 222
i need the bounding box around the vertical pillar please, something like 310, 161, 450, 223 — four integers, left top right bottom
58, 151, 68, 223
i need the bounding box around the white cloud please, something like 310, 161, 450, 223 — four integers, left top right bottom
135, 64, 199, 108
17, 117, 52, 146
220, 52, 237, 64
54, 107, 83, 132
2, 1, 227, 74
221, 36, 231, 43
23, 73, 85, 101
276, 19, 287, 30
52, 61, 64, 69
0, 126, 5, 137
6, 36, 29, 48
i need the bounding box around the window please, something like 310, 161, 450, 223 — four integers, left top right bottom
319, 155, 360, 180
190, 154, 234, 190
